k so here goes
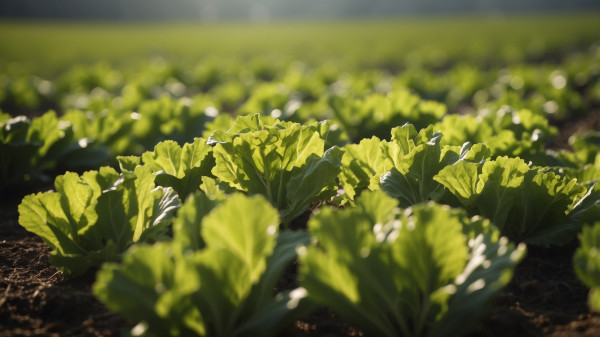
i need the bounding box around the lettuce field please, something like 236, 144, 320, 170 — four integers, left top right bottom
2, 14, 600, 336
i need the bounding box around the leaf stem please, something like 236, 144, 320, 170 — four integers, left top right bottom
259, 147, 273, 203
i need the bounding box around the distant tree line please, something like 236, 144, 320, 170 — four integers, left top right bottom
0, 0, 598, 21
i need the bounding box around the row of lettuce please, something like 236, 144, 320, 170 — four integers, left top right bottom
2, 47, 599, 122
2, 82, 599, 191
16, 114, 600, 336
2, 39, 599, 116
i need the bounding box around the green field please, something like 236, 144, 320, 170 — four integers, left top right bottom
1, 13, 599, 72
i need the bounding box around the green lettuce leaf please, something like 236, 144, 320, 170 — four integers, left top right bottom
337, 124, 434, 204
171, 190, 222, 252
141, 137, 215, 199
338, 136, 390, 204
380, 132, 445, 207
574, 222, 600, 312
380, 128, 489, 208
557, 131, 600, 167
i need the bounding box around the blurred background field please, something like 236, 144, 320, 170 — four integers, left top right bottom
1, 13, 600, 72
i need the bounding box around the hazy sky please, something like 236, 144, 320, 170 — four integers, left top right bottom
1, 0, 599, 21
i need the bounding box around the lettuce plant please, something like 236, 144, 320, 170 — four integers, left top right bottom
1, 111, 109, 190
299, 190, 525, 337
61, 108, 136, 156
238, 82, 293, 118
339, 123, 489, 206
432, 108, 557, 165
380, 129, 489, 208
560, 131, 600, 167
557, 132, 600, 184
18, 163, 180, 276
561, 164, 600, 186
329, 89, 446, 142
131, 96, 214, 150
338, 136, 389, 203
338, 124, 437, 205
209, 114, 343, 225
141, 137, 215, 200
434, 156, 596, 245
94, 193, 312, 337
574, 222, 600, 311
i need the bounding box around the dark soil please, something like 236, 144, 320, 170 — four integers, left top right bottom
0, 202, 130, 337
467, 244, 600, 337
549, 109, 600, 150
1, 112, 600, 337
